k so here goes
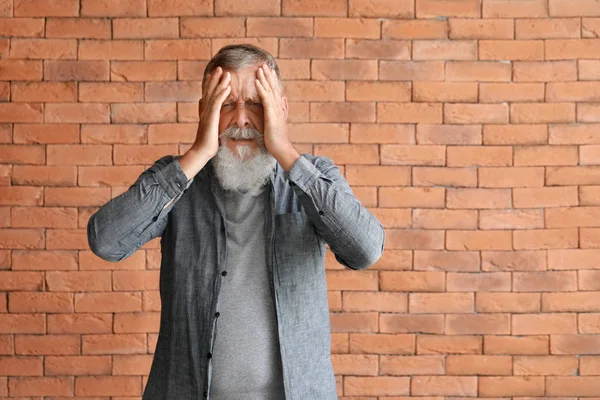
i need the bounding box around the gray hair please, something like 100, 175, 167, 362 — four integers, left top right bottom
202, 44, 282, 91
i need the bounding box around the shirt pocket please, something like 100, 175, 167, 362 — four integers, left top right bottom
274, 211, 323, 287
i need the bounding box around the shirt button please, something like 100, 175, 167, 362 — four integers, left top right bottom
204, 391, 208, 397
318, 210, 325, 216
176, 182, 181, 188
215, 312, 220, 317
207, 352, 212, 359
221, 271, 227, 276
289, 181, 295, 187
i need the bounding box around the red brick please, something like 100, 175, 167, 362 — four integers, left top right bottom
9, 292, 73, 313
311, 103, 375, 123
414, 82, 477, 102
79, 82, 142, 103
346, 166, 409, 186
276, 59, 310, 80
384, 229, 445, 250
349, 0, 414, 18
550, 0, 600, 16
44, 60, 109, 81
580, 59, 600, 80
409, 293, 474, 314
417, 0, 481, 18
380, 355, 444, 375
380, 60, 443, 80
79, 250, 145, 270
47, 144, 111, 166
414, 250, 480, 272
483, 124, 547, 145
0, 60, 42, 81
480, 39, 544, 60
112, 354, 153, 375
343, 291, 407, 312
12, 165, 76, 186
347, 39, 411, 60
330, 312, 378, 333
344, 376, 409, 396
79, 166, 145, 187
111, 103, 177, 124
12, 208, 77, 229
0, 355, 43, 376
147, 0, 211, 16
9, 38, 76, 60
350, 123, 414, 144
379, 271, 445, 292
481, 82, 544, 102
511, 103, 575, 123
544, 292, 600, 312
379, 103, 442, 123
145, 81, 202, 102
379, 187, 445, 208
0, 314, 44, 334
514, 271, 577, 292
217, 0, 279, 16
15, 334, 79, 356
182, 17, 246, 38
12, 82, 76, 103
547, 39, 600, 60
446, 314, 510, 335
114, 18, 178, 39
514, 60, 577, 82
446, 60, 510, 81
44, 104, 109, 124
381, 145, 445, 166
45, 187, 111, 207
447, 230, 512, 251
412, 376, 477, 396
0, 103, 42, 123
484, 0, 548, 17
0, 144, 44, 164
517, 18, 580, 39
312, 59, 377, 80
79, 40, 143, 60
146, 39, 211, 60
447, 146, 512, 166
513, 313, 577, 334
14, 0, 79, 16
113, 144, 178, 164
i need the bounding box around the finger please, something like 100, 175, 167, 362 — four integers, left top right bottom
262, 64, 280, 94
257, 66, 272, 93
207, 71, 231, 108
204, 67, 223, 99
212, 85, 231, 111
255, 78, 267, 101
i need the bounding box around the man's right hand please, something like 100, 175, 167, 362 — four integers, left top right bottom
179, 67, 231, 181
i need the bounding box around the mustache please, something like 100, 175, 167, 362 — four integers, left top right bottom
220, 127, 262, 140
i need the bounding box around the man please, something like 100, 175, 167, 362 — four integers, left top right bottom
88, 44, 385, 400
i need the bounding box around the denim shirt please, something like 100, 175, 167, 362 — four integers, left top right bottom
87, 153, 385, 400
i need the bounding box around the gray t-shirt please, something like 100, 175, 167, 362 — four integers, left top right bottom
209, 184, 285, 399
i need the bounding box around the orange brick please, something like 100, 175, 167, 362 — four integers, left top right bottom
552, 334, 600, 354
414, 250, 479, 272
112, 354, 153, 375
0, 103, 42, 123
216, 0, 279, 16
579, 313, 600, 333
384, 229, 445, 250
550, 0, 600, 16
379, 187, 445, 208
370, 249, 412, 270
113, 144, 177, 164
479, 166, 545, 188
182, 17, 245, 37
417, 335, 482, 355
0, 17, 43, 37
111, 103, 176, 124
330, 312, 378, 333
350, 123, 413, 144
81, 0, 146, 17
514, 271, 577, 292
513, 313, 577, 334
381, 145, 445, 166
146, 39, 211, 60
484, 0, 548, 17
347, 39, 411, 60
409, 293, 474, 313
578, 102, 600, 122
513, 186, 578, 208
480, 39, 544, 60
79, 82, 142, 103
412, 209, 477, 229
544, 292, 600, 312
378, 103, 443, 123
446, 314, 511, 335
413, 82, 477, 102
343, 292, 407, 312
113, 18, 178, 39
44, 60, 109, 81
82, 124, 145, 144
584, 18, 600, 37
347, 81, 411, 102
444, 272, 503, 293
446, 60, 511, 81
445, 104, 508, 124
349, 333, 415, 355
481, 82, 545, 102
380, 355, 444, 375
349, 0, 414, 18
515, 226, 577, 250
0, 186, 43, 206
547, 82, 600, 102
45, 187, 110, 207
276, 59, 310, 79
15, 334, 79, 355
447, 188, 511, 209
417, 0, 481, 18
280, 38, 344, 59
46, 18, 111, 39
380, 314, 444, 334
8, 376, 73, 396
517, 17, 580, 39
449, 18, 514, 39
414, 167, 477, 187
45, 355, 111, 375
79, 251, 146, 271
479, 376, 544, 397
48, 313, 112, 335
483, 124, 547, 145
114, 312, 160, 333
412, 376, 477, 396
447, 146, 512, 167
0, 313, 45, 334
447, 230, 512, 251
0, 355, 43, 376
147, 0, 212, 16
282, 0, 345, 16
12, 208, 77, 229
9, 292, 73, 313
446, 355, 512, 375
480, 209, 543, 230
417, 124, 481, 145
344, 376, 409, 396
346, 166, 410, 186
548, 248, 600, 270
383, 19, 447, 39
476, 292, 540, 313
547, 376, 600, 397
75, 375, 142, 396
12, 82, 77, 103
0, 144, 44, 164
14, 0, 78, 16
581, 145, 600, 165
580, 59, 600, 81
485, 335, 549, 355
145, 81, 202, 102
514, 60, 577, 82
380, 60, 443, 80
111, 61, 176, 81
413, 40, 476, 60
547, 39, 600, 60
511, 103, 575, 123
75, 293, 142, 313
546, 206, 600, 228
380, 271, 445, 292
311, 103, 375, 123
315, 18, 380, 39
47, 144, 111, 166
312, 59, 377, 80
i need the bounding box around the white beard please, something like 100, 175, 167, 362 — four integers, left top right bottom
211, 127, 277, 195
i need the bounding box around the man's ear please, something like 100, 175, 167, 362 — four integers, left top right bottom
282, 96, 289, 122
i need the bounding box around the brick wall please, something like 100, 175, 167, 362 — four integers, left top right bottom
1, 0, 600, 398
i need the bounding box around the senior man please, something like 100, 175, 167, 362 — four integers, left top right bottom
88, 44, 385, 400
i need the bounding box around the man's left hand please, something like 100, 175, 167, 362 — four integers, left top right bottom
255, 63, 300, 171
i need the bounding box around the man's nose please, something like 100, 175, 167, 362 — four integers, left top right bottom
232, 104, 250, 128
